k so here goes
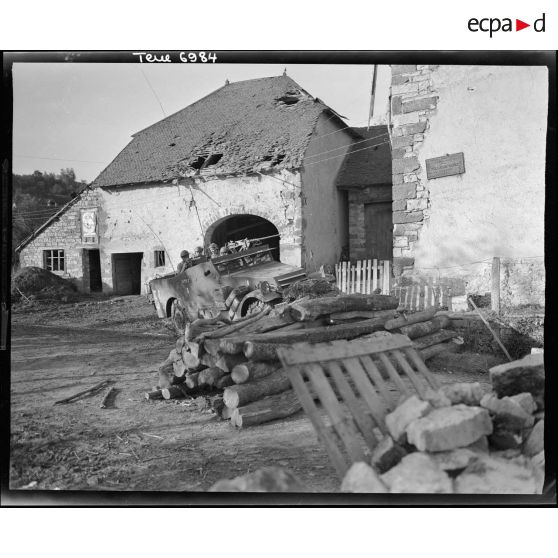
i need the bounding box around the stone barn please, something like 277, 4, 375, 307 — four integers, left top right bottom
17, 75, 367, 295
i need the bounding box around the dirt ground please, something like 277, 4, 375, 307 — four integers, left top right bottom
9, 295, 494, 493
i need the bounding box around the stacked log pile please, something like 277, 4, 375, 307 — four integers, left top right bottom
145, 294, 466, 429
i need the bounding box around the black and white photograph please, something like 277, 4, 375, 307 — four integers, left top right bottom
1, 53, 554, 503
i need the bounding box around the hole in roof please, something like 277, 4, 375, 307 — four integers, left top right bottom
274, 154, 285, 164
169, 142, 176, 147
275, 89, 305, 106
262, 155, 273, 162
190, 156, 206, 170
205, 153, 223, 167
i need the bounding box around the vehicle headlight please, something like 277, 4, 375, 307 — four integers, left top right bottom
259, 281, 270, 294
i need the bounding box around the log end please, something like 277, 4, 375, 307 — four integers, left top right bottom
223, 388, 239, 410
231, 364, 249, 385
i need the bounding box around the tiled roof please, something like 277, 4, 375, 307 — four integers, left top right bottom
92, 76, 345, 188
336, 125, 392, 188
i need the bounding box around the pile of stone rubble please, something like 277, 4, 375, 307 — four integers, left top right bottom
341, 352, 545, 494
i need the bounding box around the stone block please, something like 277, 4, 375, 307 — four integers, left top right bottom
392, 147, 407, 159
402, 96, 438, 113
391, 135, 414, 149
385, 395, 432, 443
381, 453, 453, 493
209, 466, 303, 492
392, 174, 404, 185
392, 65, 417, 75
370, 435, 408, 474
393, 112, 421, 126
392, 156, 420, 175
393, 236, 409, 248
392, 200, 406, 211
523, 419, 544, 457
393, 211, 423, 224
422, 388, 452, 409
480, 393, 535, 429
406, 198, 428, 211
406, 405, 493, 452
391, 96, 402, 115
430, 448, 479, 473
400, 121, 427, 135
392, 74, 410, 86
440, 382, 484, 406
454, 455, 539, 494
340, 462, 389, 493
489, 353, 545, 409
393, 183, 417, 200
509, 392, 537, 415
392, 82, 420, 96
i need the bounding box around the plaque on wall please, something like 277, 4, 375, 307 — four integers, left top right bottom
81, 209, 98, 243
425, 152, 465, 179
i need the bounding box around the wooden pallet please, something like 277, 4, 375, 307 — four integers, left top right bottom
276, 334, 440, 478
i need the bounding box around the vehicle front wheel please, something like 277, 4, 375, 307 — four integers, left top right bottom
171, 299, 188, 334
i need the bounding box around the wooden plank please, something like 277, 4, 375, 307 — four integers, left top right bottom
341, 262, 346, 294
378, 264, 384, 295
418, 284, 425, 311
286, 365, 348, 477
403, 347, 440, 390
342, 358, 389, 435
366, 259, 372, 295
356, 260, 361, 294
403, 286, 410, 310
377, 352, 411, 397
390, 349, 428, 398
325, 361, 379, 452
359, 355, 395, 411
335, 263, 340, 290
277, 334, 413, 366
372, 259, 378, 292
383, 260, 390, 295
305, 363, 366, 463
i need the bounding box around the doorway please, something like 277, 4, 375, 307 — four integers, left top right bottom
112, 252, 143, 294
364, 202, 392, 261
85, 249, 102, 292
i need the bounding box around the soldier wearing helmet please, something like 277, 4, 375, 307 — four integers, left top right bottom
177, 250, 192, 273
208, 243, 220, 259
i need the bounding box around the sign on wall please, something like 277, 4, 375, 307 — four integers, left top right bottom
425, 152, 465, 179
81, 209, 98, 243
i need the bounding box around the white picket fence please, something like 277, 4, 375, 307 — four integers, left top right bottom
335, 259, 392, 295
393, 282, 453, 311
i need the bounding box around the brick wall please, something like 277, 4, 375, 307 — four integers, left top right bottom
18, 189, 102, 291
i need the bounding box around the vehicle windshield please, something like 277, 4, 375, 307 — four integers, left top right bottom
213, 244, 275, 274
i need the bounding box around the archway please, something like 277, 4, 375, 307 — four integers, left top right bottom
206, 214, 280, 260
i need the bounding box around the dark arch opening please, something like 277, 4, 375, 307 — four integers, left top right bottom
209, 214, 280, 261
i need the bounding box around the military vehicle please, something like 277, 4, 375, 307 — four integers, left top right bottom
148, 241, 306, 332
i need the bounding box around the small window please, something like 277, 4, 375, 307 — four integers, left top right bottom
154, 250, 166, 267
44, 249, 65, 272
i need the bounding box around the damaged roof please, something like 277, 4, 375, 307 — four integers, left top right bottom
92, 76, 349, 188
336, 126, 392, 188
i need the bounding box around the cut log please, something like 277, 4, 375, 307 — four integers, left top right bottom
221, 406, 234, 420
185, 371, 201, 390
144, 389, 164, 400
215, 374, 235, 389
173, 359, 187, 377
243, 342, 290, 361
223, 370, 291, 409
201, 352, 218, 368
203, 338, 223, 356
231, 361, 281, 384
289, 294, 399, 322
182, 351, 200, 371
398, 315, 451, 339
159, 359, 174, 375
200, 306, 272, 340
176, 336, 186, 353
214, 353, 247, 373
169, 348, 182, 362
420, 340, 463, 361
198, 366, 227, 387
186, 341, 201, 359
162, 385, 189, 400
384, 307, 438, 331
246, 316, 298, 334
218, 338, 246, 355
230, 390, 303, 428
329, 309, 397, 322
412, 329, 459, 350
185, 317, 228, 342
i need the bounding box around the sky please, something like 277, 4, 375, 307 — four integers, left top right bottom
12, 63, 391, 183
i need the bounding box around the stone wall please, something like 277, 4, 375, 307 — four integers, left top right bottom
18, 188, 102, 291
389, 65, 547, 306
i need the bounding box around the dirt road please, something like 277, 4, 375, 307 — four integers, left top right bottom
9, 296, 339, 492
10, 295, 493, 493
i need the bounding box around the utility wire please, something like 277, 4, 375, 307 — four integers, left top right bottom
139, 67, 167, 118
13, 154, 106, 164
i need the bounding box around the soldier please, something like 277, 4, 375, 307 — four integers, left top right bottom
177, 250, 192, 273
208, 243, 220, 259
219, 246, 230, 256
193, 246, 204, 259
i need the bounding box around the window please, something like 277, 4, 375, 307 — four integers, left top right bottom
154, 250, 166, 267
44, 249, 65, 272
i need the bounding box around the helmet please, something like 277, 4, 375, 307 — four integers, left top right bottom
195, 246, 203, 253
219, 247, 229, 255
180, 250, 189, 258
209, 243, 218, 251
